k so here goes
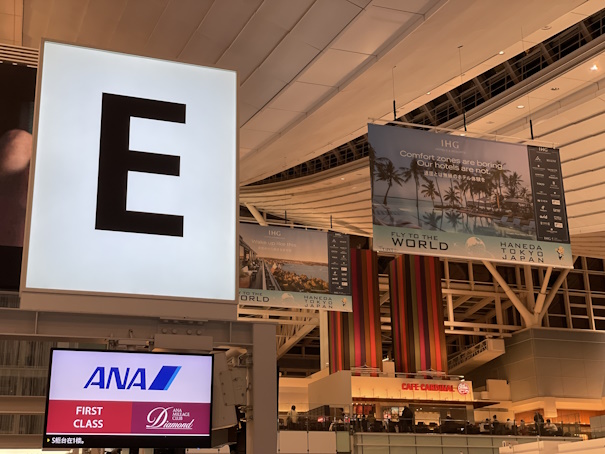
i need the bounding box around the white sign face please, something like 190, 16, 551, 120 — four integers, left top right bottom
48, 350, 213, 403
23, 42, 237, 305
44, 350, 213, 447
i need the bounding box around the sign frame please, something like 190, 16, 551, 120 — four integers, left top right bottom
43, 348, 214, 449
19, 40, 239, 319
369, 123, 573, 268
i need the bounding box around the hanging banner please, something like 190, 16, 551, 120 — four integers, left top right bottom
238, 223, 352, 311
369, 124, 572, 268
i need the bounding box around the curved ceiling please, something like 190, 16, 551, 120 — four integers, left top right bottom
9, 0, 605, 257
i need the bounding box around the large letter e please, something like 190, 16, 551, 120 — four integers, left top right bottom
96, 93, 185, 237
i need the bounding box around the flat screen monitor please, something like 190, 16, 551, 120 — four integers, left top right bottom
43, 349, 213, 449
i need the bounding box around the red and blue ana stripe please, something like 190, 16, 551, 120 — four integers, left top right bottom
328, 249, 382, 374
388, 254, 447, 374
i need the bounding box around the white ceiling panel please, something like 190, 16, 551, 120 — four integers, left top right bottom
563, 166, 605, 191
560, 57, 605, 82
144, 0, 213, 60
242, 33, 320, 85
289, 0, 362, 50
268, 82, 337, 113
542, 111, 605, 145
240, 67, 288, 108
178, 0, 263, 64
22, 0, 52, 46
347, 0, 373, 7
297, 48, 372, 87
216, 0, 316, 80
109, 0, 167, 56
567, 199, 605, 217
240, 128, 277, 149
41, 0, 87, 45
529, 76, 589, 101
217, 19, 291, 79
244, 108, 305, 133
76, 0, 126, 48
261, 0, 315, 29
239, 147, 253, 159
239, 102, 261, 127
330, 5, 416, 55
372, 0, 433, 14
561, 132, 605, 163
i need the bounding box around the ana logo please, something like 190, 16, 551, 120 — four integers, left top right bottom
84, 365, 181, 390
146, 407, 194, 430
457, 382, 470, 395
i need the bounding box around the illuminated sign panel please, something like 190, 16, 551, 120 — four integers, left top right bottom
43, 349, 213, 448
21, 41, 237, 316
351, 376, 473, 402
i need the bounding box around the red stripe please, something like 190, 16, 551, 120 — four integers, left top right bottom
429, 258, 443, 371
351, 251, 362, 367
415, 255, 427, 371
391, 261, 401, 371
398, 257, 408, 372
366, 251, 377, 368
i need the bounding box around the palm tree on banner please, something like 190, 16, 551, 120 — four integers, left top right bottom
430, 159, 445, 208
443, 186, 460, 208
402, 158, 425, 220
505, 171, 523, 198
454, 178, 469, 207
490, 161, 509, 210
374, 157, 405, 206
445, 210, 462, 232
422, 211, 444, 231
421, 180, 440, 208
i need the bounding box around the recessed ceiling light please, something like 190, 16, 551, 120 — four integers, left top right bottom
486, 121, 495, 124
426, 91, 431, 95
498, 51, 505, 55
517, 105, 525, 109
590, 64, 599, 71
460, 133, 466, 136
340, 177, 345, 180
542, 25, 552, 31
550, 87, 559, 91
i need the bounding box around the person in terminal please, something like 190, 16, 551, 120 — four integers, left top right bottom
519, 419, 528, 436
492, 415, 501, 434
287, 405, 298, 429
480, 418, 491, 433
399, 405, 414, 432
367, 411, 377, 431
505, 418, 515, 434
534, 411, 544, 435
440, 414, 457, 434
544, 419, 558, 435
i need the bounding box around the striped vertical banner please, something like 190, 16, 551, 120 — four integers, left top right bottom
328, 249, 382, 374
389, 254, 447, 374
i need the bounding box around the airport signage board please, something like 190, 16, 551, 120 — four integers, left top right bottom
21, 41, 238, 317
369, 124, 572, 268
43, 349, 213, 449
238, 223, 353, 311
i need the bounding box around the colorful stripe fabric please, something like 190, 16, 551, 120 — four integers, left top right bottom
389, 254, 447, 374
328, 249, 382, 374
